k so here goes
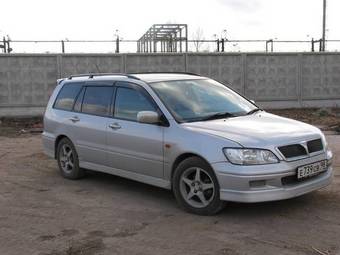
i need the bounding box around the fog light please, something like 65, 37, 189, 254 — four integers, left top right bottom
249, 180, 266, 188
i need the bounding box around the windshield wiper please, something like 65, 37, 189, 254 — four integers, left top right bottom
246, 108, 262, 115
200, 111, 236, 121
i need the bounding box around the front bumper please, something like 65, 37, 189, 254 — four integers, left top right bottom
212, 152, 333, 203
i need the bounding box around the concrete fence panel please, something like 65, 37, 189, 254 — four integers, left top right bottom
61, 55, 123, 77
125, 53, 185, 73
186, 53, 243, 93
0, 52, 339, 116
245, 54, 299, 101
301, 53, 340, 100
0, 55, 57, 116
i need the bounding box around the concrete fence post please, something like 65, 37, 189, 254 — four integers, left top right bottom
56, 54, 63, 79
121, 54, 127, 73
184, 53, 188, 72
241, 53, 247, 96
297, 53, 303, 107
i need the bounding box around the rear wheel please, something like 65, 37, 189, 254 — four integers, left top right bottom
57, 138, 84, 180
172, 157, 225, 215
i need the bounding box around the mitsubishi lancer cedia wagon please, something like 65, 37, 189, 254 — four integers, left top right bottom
42, 72, 333, 215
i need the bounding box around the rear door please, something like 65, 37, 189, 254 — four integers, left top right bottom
70, 81, 114, 166
52, 81, 84, 153
106, 81, 165, 178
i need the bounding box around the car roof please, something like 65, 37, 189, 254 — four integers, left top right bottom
61, 72, 206, 84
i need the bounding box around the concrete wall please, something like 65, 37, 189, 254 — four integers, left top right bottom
0, 52, 340, 116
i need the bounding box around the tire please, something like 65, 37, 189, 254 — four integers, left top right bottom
172, 156, 226, 215
56, 137, 84, 180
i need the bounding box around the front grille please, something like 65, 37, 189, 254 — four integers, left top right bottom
278, 144, 307, 158
278, 138, 324, 159
307, 139, 323, 153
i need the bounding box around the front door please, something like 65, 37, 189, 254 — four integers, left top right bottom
106, 82, 164, 178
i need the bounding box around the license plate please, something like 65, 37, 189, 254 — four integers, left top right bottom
297, 160, 327, 179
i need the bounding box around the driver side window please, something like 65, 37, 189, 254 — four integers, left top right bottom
114, 86, 157, 121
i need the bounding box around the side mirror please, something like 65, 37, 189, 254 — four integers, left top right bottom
137, 111, 160, 124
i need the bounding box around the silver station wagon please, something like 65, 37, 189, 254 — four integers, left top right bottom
42, 72, 333, 215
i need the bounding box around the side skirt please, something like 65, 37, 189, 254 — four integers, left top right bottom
80, 161, 171, 190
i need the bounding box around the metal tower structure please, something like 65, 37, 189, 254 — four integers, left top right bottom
137, 24, 188, 53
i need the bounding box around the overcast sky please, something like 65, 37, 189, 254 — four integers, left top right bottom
0, 0, 339, 52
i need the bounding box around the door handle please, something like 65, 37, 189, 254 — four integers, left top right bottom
69, 116, 80, 122
109, 123, 121, 130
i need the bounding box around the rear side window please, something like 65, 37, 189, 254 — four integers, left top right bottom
54, 83, 83, 111
114, 87, 157, 121
73, 87, 85, 112
81, 86, 114, 116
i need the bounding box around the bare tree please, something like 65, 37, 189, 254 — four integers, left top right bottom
192, 27, 205, 52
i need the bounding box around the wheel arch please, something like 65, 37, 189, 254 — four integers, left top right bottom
170, 152, 212, 184
54, 134, 70, 159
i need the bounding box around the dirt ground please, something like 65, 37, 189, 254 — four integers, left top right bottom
0, 110, 340, 255
269, 108, 340, 132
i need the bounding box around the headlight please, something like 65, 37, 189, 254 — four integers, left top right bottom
223, 148, 279, 165
326, 148, 333, 162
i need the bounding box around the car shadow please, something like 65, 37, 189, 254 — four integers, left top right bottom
83, 170, 175, 202
81, 170, 337, 217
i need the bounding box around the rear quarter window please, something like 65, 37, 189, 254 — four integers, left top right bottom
54, 83, 83, 111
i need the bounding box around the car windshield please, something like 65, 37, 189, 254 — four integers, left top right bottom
149, 79, 257, 123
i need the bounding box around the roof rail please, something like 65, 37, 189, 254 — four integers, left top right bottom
68, 73, 140, 80
131, 71, 201, 76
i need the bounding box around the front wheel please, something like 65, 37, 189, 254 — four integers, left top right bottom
172, 157, 225, 215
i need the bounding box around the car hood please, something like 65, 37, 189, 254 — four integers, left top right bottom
181, 112, 322, 148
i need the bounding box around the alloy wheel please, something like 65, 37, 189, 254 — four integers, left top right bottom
59, 144, 74, 173
179, 167, 215, 208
